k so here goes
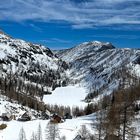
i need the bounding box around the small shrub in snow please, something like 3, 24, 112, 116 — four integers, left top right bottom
0, 123, 7, 130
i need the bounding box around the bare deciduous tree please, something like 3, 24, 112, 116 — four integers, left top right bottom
78, 125, 92, 140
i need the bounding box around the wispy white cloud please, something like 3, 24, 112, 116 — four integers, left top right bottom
0, 0, 140, 29
72, 23, 94, 29
39, 38, 71, 44
29, 23, 42, 32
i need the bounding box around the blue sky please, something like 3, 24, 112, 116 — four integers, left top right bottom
0, 0, 140, 49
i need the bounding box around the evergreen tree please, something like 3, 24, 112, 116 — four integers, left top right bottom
19, 127, 27, 140
30, 132, 37, 140
45, 122, 60, 140
37, 123, 43, 140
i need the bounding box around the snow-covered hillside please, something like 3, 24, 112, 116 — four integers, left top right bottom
55, 41, 115, 63
0, 30, 68, 75
0, 30, 68, 102
0, 113, 95, 140
0, 93, 46, 117
55, 41, 140, 100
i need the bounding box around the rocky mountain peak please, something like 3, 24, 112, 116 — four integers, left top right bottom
54, 41, 115, 63
77, 41, 115, 51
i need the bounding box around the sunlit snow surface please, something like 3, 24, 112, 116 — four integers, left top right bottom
43, 86, 88, 108
0, 114, 95, 140
0, 86, 91, 140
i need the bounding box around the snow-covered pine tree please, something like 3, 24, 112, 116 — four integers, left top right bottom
30, 132, 37, 140
37, 123, 43, 140
45, 122, 60, 140
19, 127, 27, 140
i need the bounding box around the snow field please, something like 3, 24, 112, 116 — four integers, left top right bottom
0, 114, 95, 140
43, 86, 88, 108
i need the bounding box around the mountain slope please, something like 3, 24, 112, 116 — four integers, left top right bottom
55, 41, 140, 101
0, 29, 140, 106
0, 30, 68, 110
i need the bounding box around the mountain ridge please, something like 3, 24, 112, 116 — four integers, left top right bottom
55, 40, 140, 101
0, 29, 140, 105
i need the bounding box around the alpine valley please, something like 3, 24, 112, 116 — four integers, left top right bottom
0, 30, 140, 140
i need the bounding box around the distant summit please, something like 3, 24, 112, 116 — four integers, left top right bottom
54, 41, 115, 63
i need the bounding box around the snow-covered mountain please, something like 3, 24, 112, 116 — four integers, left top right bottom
0, 30, 68, 111
55, 41, 140, 101
0, 29, 140, 107
0, 30, 140, 140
